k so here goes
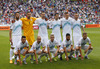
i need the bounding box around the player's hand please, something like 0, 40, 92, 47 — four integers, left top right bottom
66, 57, 69, 61
10, 38, 13, 45
36, 60, 38, 64
71, 48, 75, 51
55, 53, 57, 57
23, 52, 26, 56
68, 49, 71, 52
29, 51, 34, 53
84, 49, 88, 54
50, 58, 52, 62
19, 61, 22, 65
81, 56, 83, 60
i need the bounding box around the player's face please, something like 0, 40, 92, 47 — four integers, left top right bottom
50, 36, 54, 41
37, 38, 41, 43
65, 14, 69, 18
15, 13, 20, 20
66, 36, 70, 41
83, 34, 87, 39
41, 13, 45, 18
27, 13, 31, 19
74, 14, 79, 19
55, 14, 59, 19
21, 38, 26, 43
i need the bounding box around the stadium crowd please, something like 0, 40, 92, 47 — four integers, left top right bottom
0, 0, 100, 25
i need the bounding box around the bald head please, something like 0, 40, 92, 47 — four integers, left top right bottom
37, 36, 41, 43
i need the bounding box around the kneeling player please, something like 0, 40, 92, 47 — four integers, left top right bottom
14, 36, 29, 65
59, 33, 74, 61
75, 33, 93, 60
47, 33, 60, 62
29, 36, 48, 63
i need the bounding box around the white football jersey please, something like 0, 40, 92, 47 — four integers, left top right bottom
35, 18, 48, 38
62, 39, 73, 48
78, 37, 91, 47
32, 41, 45, 50
47, 40, 59, 50
60, 17, 73, 40
16, 40, 29, 51
72, 19, 82, 36
49, 19, 62, 44
10, 20, 22, 36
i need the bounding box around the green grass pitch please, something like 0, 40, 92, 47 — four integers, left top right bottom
0, 28, 100, 69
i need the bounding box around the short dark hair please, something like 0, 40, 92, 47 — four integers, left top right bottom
55, 13, 59, 16
15, 12, 19, 15
22, 36, 26, 38
83, 32, 87, 35
66, 33, 70, 36
27, 11, 31, 14
74, 12, 78, 14
64, 12, 68, 14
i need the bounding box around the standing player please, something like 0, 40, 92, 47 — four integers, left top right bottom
47, 33, 60, 61
35, 12, 48, 54
72, 12, 85, 50
20, 11, 37, 47
60, 12, 73, 41
29, 36, 49, 63
59, 33, 74, 60
48, 13, 62, 45
75, 33, 93, 60
20, 11, 37, 60
9, 12, 22, 63
14, 36, 29, 65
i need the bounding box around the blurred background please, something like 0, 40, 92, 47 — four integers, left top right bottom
0, 0, 100, 25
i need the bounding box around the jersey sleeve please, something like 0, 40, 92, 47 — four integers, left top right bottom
26, 40, 29, 47
47, 41, 50, 47
20, 18, 24, 23
10, 23, 14, 30
17, 42, 21, 50
33, 42, 36, 50
35, 18, 39, 24
78, 39, 81, 47
71, 40, 73, 45
41, 42, 45, 48
87, 37, 91, 44
62, 41, 66, 48
32, 17, 37, 23
55, 40, 59, 46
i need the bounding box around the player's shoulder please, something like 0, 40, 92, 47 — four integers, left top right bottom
87, 37, 90, 40
26, 40, 29, 44
33, 41, 37, 45
17, 41, 21, 46
20, 17, 26, 20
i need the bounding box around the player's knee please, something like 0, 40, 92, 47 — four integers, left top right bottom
14, 52, 18, 55
89, 47, 93, 50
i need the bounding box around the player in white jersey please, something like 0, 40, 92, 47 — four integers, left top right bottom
9, 12, 22, 63
75, 33, 93, 60
60, 12, 73, 41
35, 12, 48, 49
14, 36, 29, 65
29, 36, 48, 63
47, 33, 60, 62
72, 12, 85, 49
59, 33, 74, 61
48, 13, 62, 45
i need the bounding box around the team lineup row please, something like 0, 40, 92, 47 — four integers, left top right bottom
9, 11, 93, 65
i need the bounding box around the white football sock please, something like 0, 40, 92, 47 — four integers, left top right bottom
85, 50, 92, 56
10, 48, 14, 60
